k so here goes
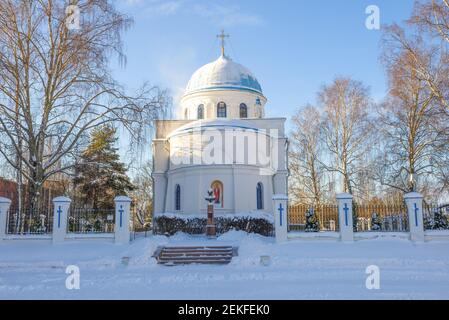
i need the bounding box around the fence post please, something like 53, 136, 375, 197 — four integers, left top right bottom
114, 196, 132, 244
404, 192, 424, 242
336, 193, 354, 242
52, 196, 71, 244
272, 194, 288, 243
0, 197, 12, 241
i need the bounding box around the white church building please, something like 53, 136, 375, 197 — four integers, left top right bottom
152, 34, 288, 221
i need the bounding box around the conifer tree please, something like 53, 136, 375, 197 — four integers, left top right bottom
371, 212, 382, 231
433, 207, 449, 230
74, 126, 134, 209
305, 208, 320, 232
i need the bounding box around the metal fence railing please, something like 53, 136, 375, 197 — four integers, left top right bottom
131, 207, 152, 232
6, 206, 53, 235
353, 203, 408, 232
423, 203, 449, 230
288, 204, 339, 232
68, 208, 115, 234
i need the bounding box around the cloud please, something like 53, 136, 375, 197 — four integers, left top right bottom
193, 3, 263, 27
144, 0, 185, 16
140, 0, 263, 27
123, 0, 144, 6
155, 46, 198, 107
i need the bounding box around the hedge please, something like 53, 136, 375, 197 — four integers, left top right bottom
153, 215, 274, 237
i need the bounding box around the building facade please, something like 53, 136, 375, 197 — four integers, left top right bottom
152, 44, 288, 218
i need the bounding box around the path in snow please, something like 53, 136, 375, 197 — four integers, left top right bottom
1, 231, 448, 299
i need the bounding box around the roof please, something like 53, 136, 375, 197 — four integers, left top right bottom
168, 119, 260, 138
184, 54, 263, 96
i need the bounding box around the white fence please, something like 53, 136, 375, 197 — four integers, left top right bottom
0, 196, 132, 244
276, 192, 449, 242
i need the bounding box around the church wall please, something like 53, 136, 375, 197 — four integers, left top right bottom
154, 119, 192, 139
232, 166, 273, 213
152, 139, 170, 173
152, 117, 287, 215
180, 90, 267, 120
152, 172, 167, 215
164, 165, 273, 215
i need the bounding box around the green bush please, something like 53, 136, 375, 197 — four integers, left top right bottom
153, 215, 274, 237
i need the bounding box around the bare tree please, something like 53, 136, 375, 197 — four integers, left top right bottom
0, 1, 169, 210
407, 1, 449, 111
130, 160, 153, 227
378, 31, 447, 194
319, 77, 374, 196
289, 105, 325, 205
411, 0, 449, 44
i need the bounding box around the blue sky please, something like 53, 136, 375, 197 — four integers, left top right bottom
112, 0, 415, 117
110, 0, 416, 168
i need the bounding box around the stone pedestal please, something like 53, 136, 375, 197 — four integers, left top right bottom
404, 192, 424, 242
0, 197, 12, 241
206, 204, 216, 238
336, 193, 354, 242
52, 196, 71, 244
114, 196, 132, 244
272, 194, 288, 243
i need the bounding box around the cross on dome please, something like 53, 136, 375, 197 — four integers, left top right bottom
217, 30, 229, 56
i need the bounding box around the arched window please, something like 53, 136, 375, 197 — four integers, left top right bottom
256, 182, 263, 210
175, 184, 181, 211
211, 180, 224, 208
239, 103, 248, 118
217, 102, 226, 118
197, 104, 204, 119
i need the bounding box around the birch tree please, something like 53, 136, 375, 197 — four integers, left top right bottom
378, 27, 447, 194
289, 105, 325, 205
0, 0, 168, 210
407, 1, 449, 111
319, 78, 374, 196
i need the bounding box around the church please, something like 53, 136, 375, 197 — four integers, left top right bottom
152, 33, 288, 224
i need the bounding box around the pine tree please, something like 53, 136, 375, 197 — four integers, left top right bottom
371, 212, 382, 231
305, 208, 320, 232
74, 126, 134, 209
432, 207, 449, 230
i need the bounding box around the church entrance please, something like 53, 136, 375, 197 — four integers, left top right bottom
211, 180, 223, 208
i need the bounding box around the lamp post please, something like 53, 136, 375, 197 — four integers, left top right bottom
205, 189, 216, 238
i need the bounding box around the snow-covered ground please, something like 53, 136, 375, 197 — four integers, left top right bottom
1, 231, 449, 299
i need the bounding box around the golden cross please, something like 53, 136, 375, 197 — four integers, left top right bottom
217, 30, 229, 56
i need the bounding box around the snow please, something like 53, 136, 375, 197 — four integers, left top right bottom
1, 231, 449, 299
155, 211, 274, 223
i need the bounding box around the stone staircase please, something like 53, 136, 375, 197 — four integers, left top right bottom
153, 245, 238, 265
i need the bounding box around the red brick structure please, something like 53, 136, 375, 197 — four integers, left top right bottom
0, 177, 65, 209
0, 178, 18, 206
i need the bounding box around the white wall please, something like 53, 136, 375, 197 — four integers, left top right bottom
165, 165, 273, 214
180, 89, 267, 120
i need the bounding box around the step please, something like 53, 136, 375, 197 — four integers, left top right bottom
161, 250, 233, 255
161, 253, 233, 257
160, 259, 231, 265
154, 245, 238, 265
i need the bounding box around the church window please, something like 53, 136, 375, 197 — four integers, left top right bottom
256, 182, 263, 210
211, 180, 224, 208
175, 184, 181, 210
217, 102, 227, 118
197, 104, 204, 119
239, 103, 248, 118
